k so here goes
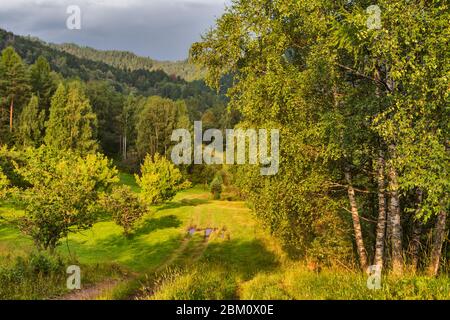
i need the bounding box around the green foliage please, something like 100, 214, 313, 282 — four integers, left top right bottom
100, 185, 146, 236
15, 146, 118, 251
0, 165, 10, 199
210, 175, 223, 200
0, 145, 28, 188
86, 80, 124, 156
0, 252, 66, 299
331, 0, 450, 220
0, 251, 123, 300
136, 96, 190, 160
0, 28, 225, 106
17, 95, 45, 147
27, 251, 65, 275
0, 46, 30, 143
0, 46, 30, 101
185, 163, 221, 186
192, 0, 449, 270
136, 153, 190, 205
192, 0, 356, 261
0, 28, 229, 164
29, 56, 56, 114
45, 81, 99, 154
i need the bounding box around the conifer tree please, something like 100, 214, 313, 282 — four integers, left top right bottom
17, 94, 45, 147
0, 46, 30, 135
45, 81, 98, 154
30, 56, 56, 116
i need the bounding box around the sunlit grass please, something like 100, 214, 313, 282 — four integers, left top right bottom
1, 174, 448, 300
118, 173, 140, 193
239, 263, 450, 300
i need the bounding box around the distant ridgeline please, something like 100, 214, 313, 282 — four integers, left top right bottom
0, 28, 219, 101
51, 43, 206, 82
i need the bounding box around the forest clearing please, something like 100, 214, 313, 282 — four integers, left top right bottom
1, 174, 449, 300
0, 0, 448, 304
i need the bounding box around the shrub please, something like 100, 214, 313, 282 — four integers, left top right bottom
0, 166, 9, 200
0, 146, 28, 188
100, 185, 146, 236
0, 252, 123, 299
15, 146, 118, 252
210, 175, 223, 200
135, 153, 190, 205
0, 252, 66, 300
28, 251, 65, 275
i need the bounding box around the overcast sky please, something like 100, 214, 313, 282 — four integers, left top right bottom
0, 0, 229, 61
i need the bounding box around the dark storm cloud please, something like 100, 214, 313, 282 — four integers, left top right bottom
0, 0, 229, 61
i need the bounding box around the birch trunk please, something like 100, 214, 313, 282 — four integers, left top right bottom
374, 151, 387, 267
345, 169, 368, 271
409, 189, 423, 272
385, 196, 392, 266
388, 155, 403, 275
428, 210, 447, 276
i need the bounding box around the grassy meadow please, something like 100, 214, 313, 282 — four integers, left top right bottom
0, 173, 448, 300
0, 0, 448, 303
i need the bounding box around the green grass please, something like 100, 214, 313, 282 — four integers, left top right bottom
118, 173, 140, 193
238, 263, 450, 300
0, 174, 279, 299
1, 174, 449, 300
0, 200, 31, 264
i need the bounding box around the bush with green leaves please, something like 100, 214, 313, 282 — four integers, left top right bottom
15, 146, 118, 252
135, 153, 190, 205
0, 251, 66, 299
210, 175, 223, 200
0, 145, 28, 188
0, 166, 9, 200
100, 185, 146, 236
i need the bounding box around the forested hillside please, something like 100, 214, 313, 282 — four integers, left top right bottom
52, 43, 205, 82
0, 27, 233, 163
0, 28, 219, 103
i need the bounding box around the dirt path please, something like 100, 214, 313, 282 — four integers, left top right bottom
155, 236, 191, 272
57, 201, 213, 301
54, 279, 121, 300
130, 235, 209, 300
57, 235, 197, 300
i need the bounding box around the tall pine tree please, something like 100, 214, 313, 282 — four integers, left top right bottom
30, 56, 56, 117
17, 94, 45, 147
45, 81, 98, 154
0, 47, 30, 138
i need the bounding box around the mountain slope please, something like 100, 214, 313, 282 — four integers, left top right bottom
0, 28, 220, 104
52, 43, 205, 82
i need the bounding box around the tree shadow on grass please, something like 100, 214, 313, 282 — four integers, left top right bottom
133, 215, 182, 236
143, 239, 281, 300
200, 239, 280, 279
61, 214, 185, 271
64, 230, 185, 272
154, 198, 210, 212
